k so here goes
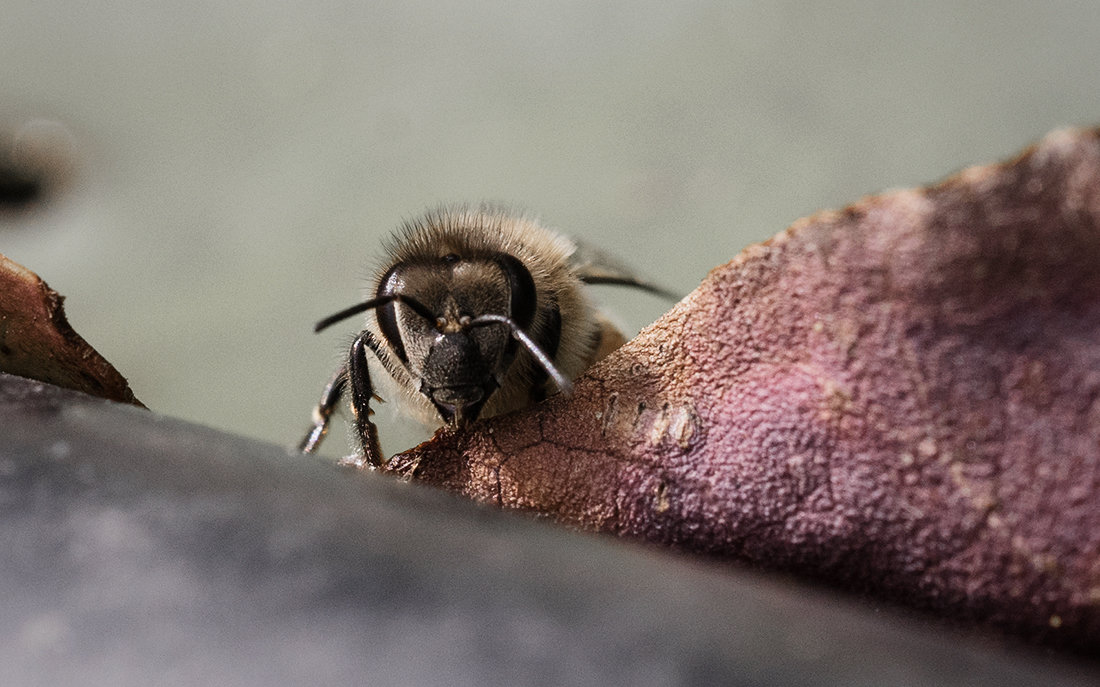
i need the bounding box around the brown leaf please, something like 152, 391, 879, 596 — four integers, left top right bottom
0, 252, 142, 406
389, 127, 1100, 653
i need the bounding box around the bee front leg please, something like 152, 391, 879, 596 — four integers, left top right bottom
299, 366, 348, 454
347, 332, 385, 468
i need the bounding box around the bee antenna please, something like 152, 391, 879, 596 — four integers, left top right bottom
466, 314, 573, 395
314, 294, 436, 333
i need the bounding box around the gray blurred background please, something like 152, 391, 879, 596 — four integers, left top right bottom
2, 2, 1098, 456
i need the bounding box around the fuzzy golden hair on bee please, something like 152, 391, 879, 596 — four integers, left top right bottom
300, 205, 675, 467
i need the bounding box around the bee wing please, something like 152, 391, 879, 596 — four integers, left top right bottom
569, 239, 679, 300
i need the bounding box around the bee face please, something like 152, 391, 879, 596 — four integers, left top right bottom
299, 205, 673, 466
379, 256, 521, 425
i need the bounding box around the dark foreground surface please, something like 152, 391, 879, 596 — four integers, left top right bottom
0, 373, 1095, 686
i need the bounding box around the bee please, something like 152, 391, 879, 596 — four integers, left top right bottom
299, 205, 674, 467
